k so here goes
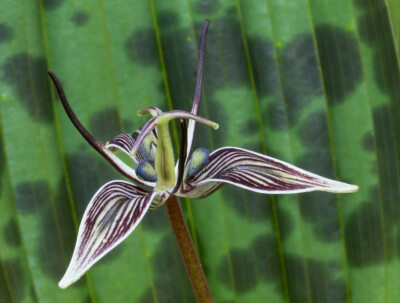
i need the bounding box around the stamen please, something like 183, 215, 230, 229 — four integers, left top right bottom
186, 148, 210, 178
171, 119, 187, 194
138, 131, 157, 164
154, 121, 175, 191
136, 162, 158, 182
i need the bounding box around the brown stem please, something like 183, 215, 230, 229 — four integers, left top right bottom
165, 196, 214, 303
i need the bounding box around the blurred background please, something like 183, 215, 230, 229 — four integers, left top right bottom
0, 0, 399, 302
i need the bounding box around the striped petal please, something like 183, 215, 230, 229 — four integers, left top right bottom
180, 147, 358, 198
58, 181, 156, 288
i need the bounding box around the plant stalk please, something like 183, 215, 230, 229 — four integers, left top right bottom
165, 195, 214, 303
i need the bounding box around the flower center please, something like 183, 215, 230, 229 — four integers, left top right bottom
136, 107, 218, 192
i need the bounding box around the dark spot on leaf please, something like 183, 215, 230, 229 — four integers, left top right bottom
90, 107, 122, 143
37, 181, 77, 280
222, 184, 294, 238
298, 111, 334, 177
202, 10, 248, 95
299, 193, 340, 242
315, 25, 362, 105
158, 24, 197, 111
373, 106, 400, 214
247, 37, 278, 97
266, 101, 289, 131
299, 111, 330, 148
369, 185, 379, 201
358, 2, 400, 101
341, 106, 400, 266
353, 1, 400, 266
222, 186, 272, 221
297, 111, 342, 242
29, 285, 38, 302
240, 119, 259, 135
1, 259, 25, 302
126, 10, 248, 109
273, 198, 294, 241
194, 100, 228, 149
361, 131, 375, 152
0, 128, 5, 185
0, 23, 13, 44
124, 28, 158, 65
353, 0, 381, 9
217, 235, 282, 293
123, 119, 134, 132
66, 153, 118, 217
138, 289, 155, 303
345, 201, 385, 266
251, 234, 281, 283
0, 260, 12, 303
194, 0, 220, 14
217, 233, 346, 301
279, 34, 322, 125
284, 256, 346, 303
157, 11, 178, 28
141, 205, 169, 231
217, 247, 258, 293
14, 180, 51, 213
2, 53, 53, 122
139, 235, 195, 302
71, 11, 89, 26
3, 218, 21, 247
43, 0, 64, 10
82, 294, 93, 303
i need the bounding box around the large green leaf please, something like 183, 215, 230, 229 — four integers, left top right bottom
0, 0, 399, 302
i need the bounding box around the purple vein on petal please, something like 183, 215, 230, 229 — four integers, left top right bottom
182, 147, 358, 198
106, 133, 136, 157
58, 181, 156, 288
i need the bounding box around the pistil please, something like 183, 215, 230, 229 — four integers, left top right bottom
154, 120, 176, 191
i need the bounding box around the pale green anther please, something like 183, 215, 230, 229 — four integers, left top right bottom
154, 121, 175, 191
187, 148, 210, 178
140, 132, 157, 163
136, 161, 157, 182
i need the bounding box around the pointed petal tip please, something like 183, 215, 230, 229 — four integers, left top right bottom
324, 180, 359, 193
58, 268, 84, 289
341, 183, 359, 193
58, 274, 74, 289
58, 280, 68, 289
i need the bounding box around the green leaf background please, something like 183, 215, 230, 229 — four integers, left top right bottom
0, 0, 399, 302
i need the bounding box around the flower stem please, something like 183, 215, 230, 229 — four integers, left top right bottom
165, 195, 214, 303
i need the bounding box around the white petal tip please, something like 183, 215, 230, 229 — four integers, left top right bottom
58, 271, 82, 289
342, 184, 359, 193
58, 278, 70, 289
325, 181, 359, 193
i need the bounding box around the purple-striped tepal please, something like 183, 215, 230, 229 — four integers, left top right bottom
48, 20, 358, 289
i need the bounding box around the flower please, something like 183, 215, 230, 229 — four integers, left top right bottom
48, 20, 358, 289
